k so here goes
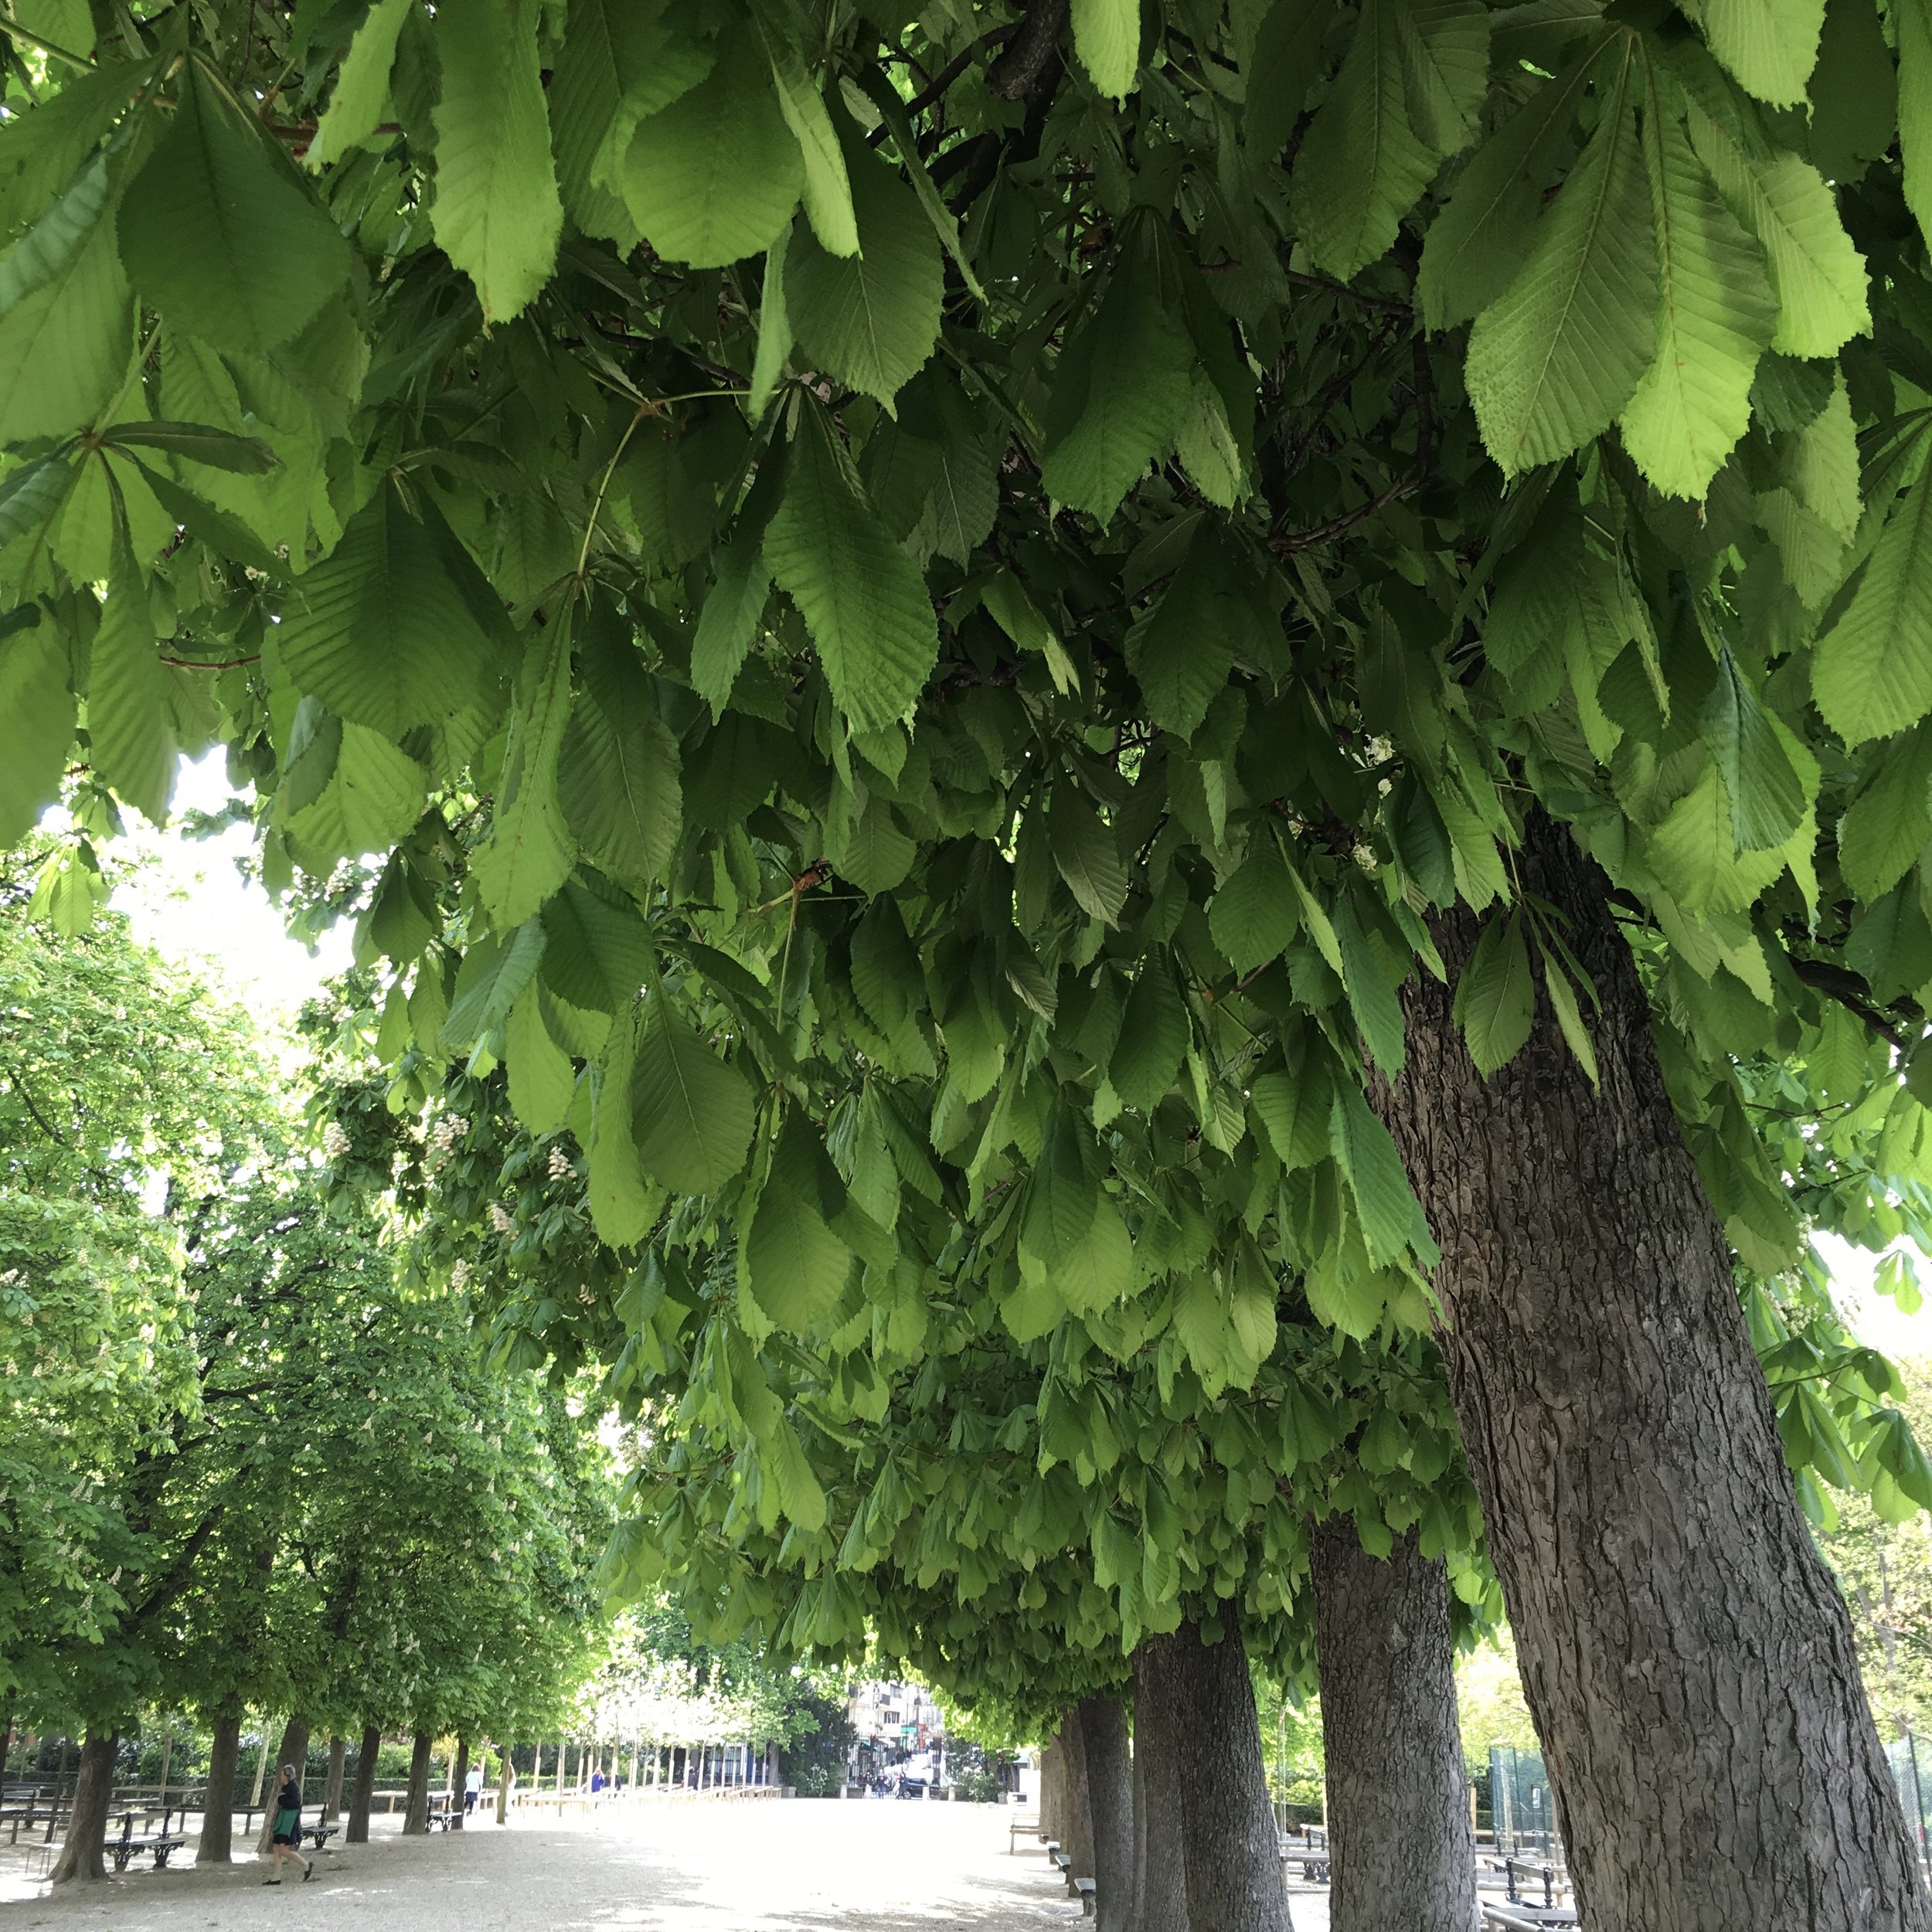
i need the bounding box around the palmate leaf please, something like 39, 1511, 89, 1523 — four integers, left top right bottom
762, 35, 858, 258
1466, 57, 1659, 474
0, 621, 74, 845
1208, 834, 1299, 975
102, 420, 277, 473
505, 982, 576, 1135
1049, 785, 1129, 924
1686, 102, 1869, 357
305, 0, 410, 172
788, 145, 942, 406
473, 612, 578, 929
1111, 964, 1189, 1111
1336, 892, 1406, 1079
1681, 0, 1825, 107
118, 63, 349, 355
622, 32, 803, 268
275, 481, 504, 736
1619, 104, 1775, 499
431, 0, 563, 322
764, 400, 937, 732
560, 606, 682, 887
1835, 719, 1932, 901
1417, 39, 1609, 330
1328, 1080, 1428, 1269
1290, 0, 1437, 281
0, 151, 109, 318
1039, 223, 1194, 523
630, 997, 757, 1194
1812, 476, 1932, 746
1451, 911, 1534, 1076
86, 509, 174, 823
0, 170, 131, 441
1701, 648, 1808, 852
1071, 0, 1140, 100
743, 1114, 851, 1334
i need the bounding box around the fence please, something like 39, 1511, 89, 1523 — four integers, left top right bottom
1489, 1746, 1561, 1861
1889, 1733, 1932, 1870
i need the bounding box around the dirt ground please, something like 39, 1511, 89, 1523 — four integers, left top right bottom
0, 1797, 1332, 1930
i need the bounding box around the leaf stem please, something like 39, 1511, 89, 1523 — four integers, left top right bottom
0, 15, 94, 68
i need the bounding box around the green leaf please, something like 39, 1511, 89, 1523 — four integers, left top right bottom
849, 70, 987, 304
1111, 965, 1189, 1111
761, 1419, 828, 1532
0, 620, 73, 845
100, 420, 277, 473
745, 1116, 852, 1334
471, 617, 576, 927
788, 145, 941, 407
1336, 893, 1406, 1079
1681, 0, 1823, 107
87, 511, 174, 822
631, 998, 757, 1193
1250, 1060, 1335, 1171
0, 449, 77, 550
306, 0, 411, 171
1540, 953, 1600, 1087
761, 36, 858, 258
442, 919, 546, 1048
1071, 0, 1140, 99
1619, 104, 1775, 499
1451, 913, 1535, 1075
118, 63, 349, 355
691, 526, 772, 716
1209, 835, 1299, 975
588, 1010, 660, 1247
1039, 228, 1194, 523
1687, 104, 1869, 357
1417, 42, 1606, 331
0, 169, 131, 441
1466, 64, 1658, 474
1812, 477, 1932, 747
560, 606, 681, 887
1021, 1108, 1101, 1267
505, 982, 575, 1134
1836, 720, 1932, 900
276, 481, 503, 734
1701, 648, 1806, 852
0, 151, 108, 319
1290, 0, 1436, 281
1127, 526, 1271, 740
1049, 785, 1128, 924
764, 400, 938, 733
1328, 1080, 1424, 1269
430, 0, 563, 321
622, 32, 804, 268
1396, 0, 1491, 151
747, 230, 792, 423
1900, 0, 1932, 253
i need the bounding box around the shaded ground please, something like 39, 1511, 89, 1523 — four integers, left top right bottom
0, 1798, 1332, 1930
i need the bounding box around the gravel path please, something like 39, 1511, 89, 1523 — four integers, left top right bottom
1, 1800, 1332, 1930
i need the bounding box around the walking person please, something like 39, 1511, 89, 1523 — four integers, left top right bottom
264, 1764, 315, 1885
464, 1759, 484, 1816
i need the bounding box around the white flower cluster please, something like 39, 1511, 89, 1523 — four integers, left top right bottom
430, 1114, 471, 1155
450, 1259, 472, 1291
488, 1202, 515, 1236
547, 1146, 574, 1183
321, 1121, 351, 1162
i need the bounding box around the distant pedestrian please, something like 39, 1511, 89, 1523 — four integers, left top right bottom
464, 1762, 484, 1815
264, 1765, 315, 1885
590, 1769, 605, 1794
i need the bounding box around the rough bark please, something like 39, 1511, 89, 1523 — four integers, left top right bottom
402, 1727, 433, 1834
321, 1736, 346, 1822
47, 1730, 116, 1884
1311, 1517, 1475, 1932
1078, 1695, 1137, 1932
1040, 1733, 1062, 1841
346, 1723, 379, 1844
1373, 814, 1931, 1932
497, 1741, 512, 1824
1131, 1639, 1190, 1932
1061, 1703, 1096, 1884
451, 1736, 469, 1827
198, 1711, 242, 1864
1153, 1614, 1291, 1932
254, 1715, 308, 1852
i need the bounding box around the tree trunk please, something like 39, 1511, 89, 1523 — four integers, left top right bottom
47, 1730, 117, 1884
1311, 1517, 1475, 1932
498, 1741, 513, 1824
403, 1728, 433, 1834
451, 1736, 469, 1829
321, 1736, 346, 1822
1040, 1733, 1062, 1841
1151, 1614, 1291, 1932
198, 1711, 242, 1865
1372, 815, 1931, 1932
1078, 1695, 1136, 1932
1131, 1638, 1190, 1932
346, 1724, 379, 1844
254, 1715, 308, 1852
1060, 1703, 1095, 1885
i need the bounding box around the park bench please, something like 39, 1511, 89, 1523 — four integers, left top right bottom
106, 1812, 186, 1872
424, 1795, 458, 1830
299, 1818, 340, 1851
1073, 1876, 1097, 1917
1006, 1808, 1039, 1852
1481, 1904, 1579, 1930
1280, 1825, 1329, 1883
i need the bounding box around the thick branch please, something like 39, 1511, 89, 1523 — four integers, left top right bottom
986, 0, 1069, 100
